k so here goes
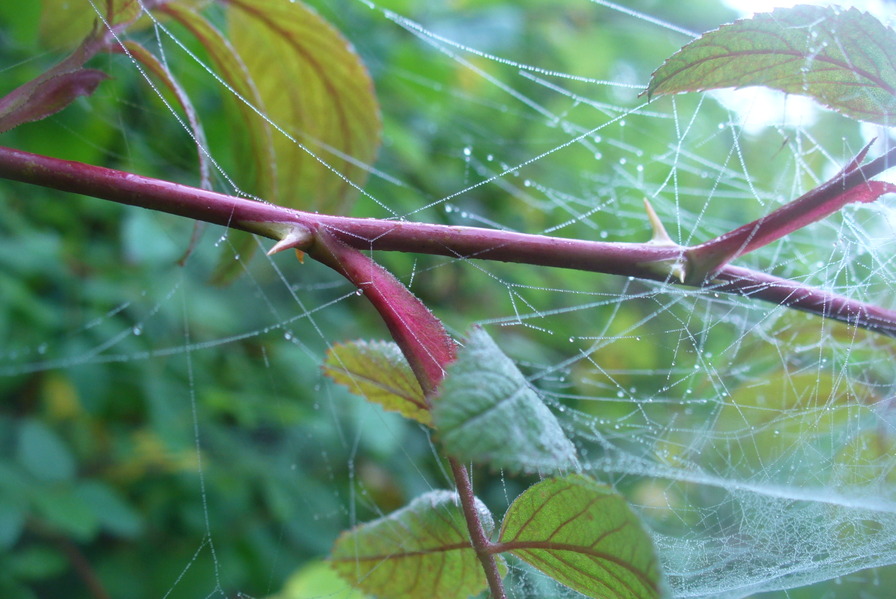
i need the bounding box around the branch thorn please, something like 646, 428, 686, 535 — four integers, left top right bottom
643, 198, 676, 246
266, 224, 313, 256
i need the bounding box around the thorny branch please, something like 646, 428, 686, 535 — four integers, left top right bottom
1, 144, 894, 336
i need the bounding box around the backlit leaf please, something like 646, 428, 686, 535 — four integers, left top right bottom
226, 0, 381, 211
330, 490, 501, 599
499, 474, 662, 599
167, 0, 381, 283
323, 340, 430, 426
647, 6, 896, 126
432, 327, 579, 473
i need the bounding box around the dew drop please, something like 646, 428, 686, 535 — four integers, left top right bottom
619, 157, 627, 165
486, 154, 494, 162
37, 343, 47, 355
594, 152, 603, 160
132, 326, 142, 336
462, 146, 472, 157
355, 288, 364, 296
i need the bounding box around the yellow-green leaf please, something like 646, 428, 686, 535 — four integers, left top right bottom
227, 0, 381, 211
323, 340, 430, 426
330, 490, 502, 599
499, 474, 662, 599
39, 0, 142, 50
647, 6, 896, 126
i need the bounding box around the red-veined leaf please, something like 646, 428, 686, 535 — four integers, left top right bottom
322, 340, 430, 426
330, 490, 503, 599
226, 0, 381, 211
647, 6, 896, 126
498, 474, 662, 599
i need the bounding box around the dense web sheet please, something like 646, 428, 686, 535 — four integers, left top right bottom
2, 1, 896, 598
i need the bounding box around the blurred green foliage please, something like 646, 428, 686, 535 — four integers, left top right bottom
0, 1, 893, 598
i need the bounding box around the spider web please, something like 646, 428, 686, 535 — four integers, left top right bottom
1, 1, 895, 598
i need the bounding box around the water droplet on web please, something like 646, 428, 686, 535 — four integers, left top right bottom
593, 135, 602, 143
37, 343, 47, 355
568, 337, 575, 343
445, 203, 455, 213
355, 288, 364, 296
616, 390, 624, 398
636, 164, 644, 172
284, 331, 293, 341
523, 179, 531, 187
619, 157, 627, 165
486, 154, 494, 162
594, 152, 602, 160
462, 146, 472, 157
619, 119, 626, 127
132, 326, 142, 336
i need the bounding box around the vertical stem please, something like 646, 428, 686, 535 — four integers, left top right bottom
307, 228, 508, 599
450, 458, 508, 599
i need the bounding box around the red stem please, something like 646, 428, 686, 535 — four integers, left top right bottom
304, 228, 507, 598
0, 145, 893, 336
308, 228, 456, 397
450, 458, 508, 599
687, 143, 896, 280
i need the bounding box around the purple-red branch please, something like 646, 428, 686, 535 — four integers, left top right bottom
687, 142, 896, 280
0, 145, 895, 336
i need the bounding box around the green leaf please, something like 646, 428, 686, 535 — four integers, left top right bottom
432, 327, 578, 473
0, 497, 26, 549
322, 340, 430, 426
30, 485, 99, 541
330, 490, 501, 599
78, 480, 143, 539
16, 419, 75, 482
646, 6, 896, 126
499, 475, 662, 599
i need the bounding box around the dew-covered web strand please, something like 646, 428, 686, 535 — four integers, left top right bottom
20, 1, 896, 598
179, 292, 226, 598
